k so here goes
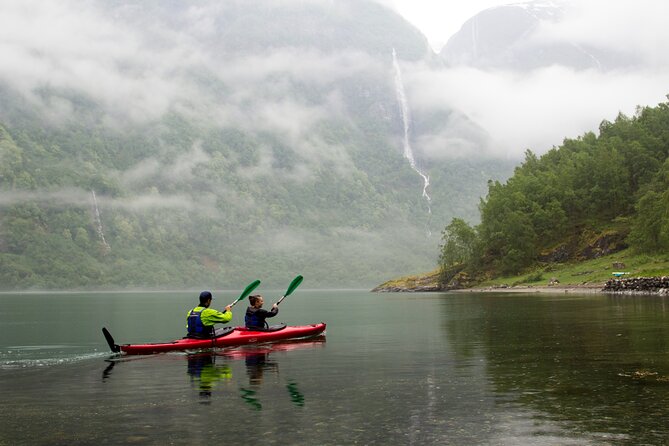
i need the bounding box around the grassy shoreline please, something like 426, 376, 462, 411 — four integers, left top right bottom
373, 249, 669, 292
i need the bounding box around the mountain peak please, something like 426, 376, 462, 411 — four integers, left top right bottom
439, 0, 638, 71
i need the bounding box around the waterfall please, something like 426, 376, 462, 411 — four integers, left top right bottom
392, 48, 432, 215
91, 190, 111, 253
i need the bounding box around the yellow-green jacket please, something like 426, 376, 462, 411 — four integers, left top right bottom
186, 306, 233, 336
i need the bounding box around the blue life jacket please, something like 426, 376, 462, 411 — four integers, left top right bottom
245, 307, 266, 329
188, 307, 214, 337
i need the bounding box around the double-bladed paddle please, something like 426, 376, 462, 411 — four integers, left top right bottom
275, 275, 303, 306
228, 279, 262, 309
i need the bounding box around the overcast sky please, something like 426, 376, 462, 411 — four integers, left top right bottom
388, 0, 511, 51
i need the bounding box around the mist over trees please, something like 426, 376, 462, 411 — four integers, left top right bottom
0, 0, 513, 290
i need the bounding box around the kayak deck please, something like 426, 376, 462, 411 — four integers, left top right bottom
105, 323, 326, 355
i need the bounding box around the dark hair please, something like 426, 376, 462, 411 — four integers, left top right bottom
199, 291, 213, 305
248, 294, 262, 306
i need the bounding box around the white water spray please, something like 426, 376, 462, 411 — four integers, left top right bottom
91, 190, 110, 253
392, 48, 431, 214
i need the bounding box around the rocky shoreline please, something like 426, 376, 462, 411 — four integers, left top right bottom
602, 276, 669, 295
372, 284, 443, 293
373, 277, 669, 296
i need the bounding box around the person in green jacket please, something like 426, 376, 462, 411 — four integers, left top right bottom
186, 291, 233, 338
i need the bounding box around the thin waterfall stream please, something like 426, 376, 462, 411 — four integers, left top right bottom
392, 48, 432, 217
91, 190, 110, 252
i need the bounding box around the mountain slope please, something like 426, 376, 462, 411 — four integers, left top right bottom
0, 0, 514, 289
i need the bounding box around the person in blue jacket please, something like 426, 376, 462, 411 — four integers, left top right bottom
245, 294, 278, 330
186, 291, 232, 338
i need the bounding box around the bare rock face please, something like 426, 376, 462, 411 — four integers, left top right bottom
539, 230, 628, 264
579, 232, 628, 260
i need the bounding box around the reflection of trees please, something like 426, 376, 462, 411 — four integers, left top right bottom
442, 294, 669, 445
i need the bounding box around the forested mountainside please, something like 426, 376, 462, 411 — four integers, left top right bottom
0, 0, 514, 290
439, 100, 669, 282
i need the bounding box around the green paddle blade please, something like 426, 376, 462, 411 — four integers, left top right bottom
230, 279, 261, 306
240, 279, 261, 300
284, 275, 303, 297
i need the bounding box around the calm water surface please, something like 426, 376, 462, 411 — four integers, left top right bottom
1, 290, 669, 445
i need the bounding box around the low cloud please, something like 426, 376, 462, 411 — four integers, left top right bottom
0, 1, 206, 124
101, 192, 216, 214
118, 142, 210, 186
1, 0, 668, 165
0, 187, 216, 212
0, 188, 91, 207
536, 0, 669, 68
395, 0, 669, 160
404, 63, 669, 159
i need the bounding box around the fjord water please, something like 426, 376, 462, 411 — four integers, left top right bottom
2, 290, 669, 445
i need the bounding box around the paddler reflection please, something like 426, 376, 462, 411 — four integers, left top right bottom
238, 347, 306, 410
245, 350, 278, 385
239, 350, 277, 410
186, 352, 232, 401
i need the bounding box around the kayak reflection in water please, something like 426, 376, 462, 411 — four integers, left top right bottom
186, 291, 232, 338
245, 295, 279, 330
187, 353, 232, 401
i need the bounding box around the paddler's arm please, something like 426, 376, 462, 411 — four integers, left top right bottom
201, 306, 233, 325
269, 304, 278, 317
259, 305, 279, 318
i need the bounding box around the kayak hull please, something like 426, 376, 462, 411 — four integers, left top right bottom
117, 323, 326, 355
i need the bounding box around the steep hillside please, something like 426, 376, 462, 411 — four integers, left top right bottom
0, 0, 514, 290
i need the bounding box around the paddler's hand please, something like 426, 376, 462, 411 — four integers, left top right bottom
224, 305, 232, 313
272, 304, 278, 310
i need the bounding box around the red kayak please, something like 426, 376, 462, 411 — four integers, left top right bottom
102, 323, 326, 355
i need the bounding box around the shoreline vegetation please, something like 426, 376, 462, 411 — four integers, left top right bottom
373, 278, 669, 296
401, 101, 669, 298
380, 101, 669, 296
372, 250, 669, 295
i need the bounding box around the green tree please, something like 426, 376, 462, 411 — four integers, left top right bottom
439, 218, 478, 268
